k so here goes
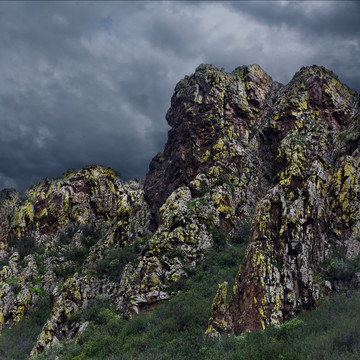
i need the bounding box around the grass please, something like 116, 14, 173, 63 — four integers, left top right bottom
4, 234, 358, 360
36, 241, 248, 360
34, 234, 360, 360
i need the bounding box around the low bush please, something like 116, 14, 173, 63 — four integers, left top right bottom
212, 227, 227, 250
321, 246, 360, 281
0, 256, 9, 271
7, 235, 36, 260
53, 264, 76, 279
0, 297, 50, 360
231, 219, 252, 244
94, 240, 143, 282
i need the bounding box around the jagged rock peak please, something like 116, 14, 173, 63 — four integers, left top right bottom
205, 65, 359, 336
144, 63, 359, 224
144, 63, 277, 223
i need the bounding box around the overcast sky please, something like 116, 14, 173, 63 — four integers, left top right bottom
0, 1, 359, 191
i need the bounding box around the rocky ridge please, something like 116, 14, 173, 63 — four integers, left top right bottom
0, 64, 359, 356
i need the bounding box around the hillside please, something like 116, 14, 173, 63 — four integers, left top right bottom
0, 64, 359, 358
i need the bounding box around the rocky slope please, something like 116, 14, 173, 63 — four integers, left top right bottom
0, 166, 152, 355
0, 64, 359, 356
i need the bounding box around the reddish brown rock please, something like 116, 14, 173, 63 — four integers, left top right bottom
207, 65, 360, 336
144, 64, 277, 224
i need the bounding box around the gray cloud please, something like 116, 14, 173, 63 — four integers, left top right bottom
0, 1, 359, 190
227, 1, 360, 38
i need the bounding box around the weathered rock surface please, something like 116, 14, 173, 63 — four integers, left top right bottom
0, 166, 152, 355
206, 65, 360, 336
119, 64, 279, 318
0, 64, 359, 356
144, 64, 278, 224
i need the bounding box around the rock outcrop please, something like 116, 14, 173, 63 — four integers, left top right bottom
0, 64, 359, 356
144, 64, 278, 224
0, 166, 152, 354
143, 63, 359, 336
206, 65, 360, 336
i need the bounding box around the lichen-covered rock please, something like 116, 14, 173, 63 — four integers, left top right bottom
118, 64, 281, 317
144, 64, 277, 224
206, 65, 360, 336
0, 166, 152, 350
206, 282, 233, 338
0, 64, 359, 356
30, 276, 117, 356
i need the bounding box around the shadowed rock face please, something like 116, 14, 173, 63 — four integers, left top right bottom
144, 64, 277, 224
0, 64, 359, 355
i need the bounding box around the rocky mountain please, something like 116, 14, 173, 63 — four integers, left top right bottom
0, 64, 359, 357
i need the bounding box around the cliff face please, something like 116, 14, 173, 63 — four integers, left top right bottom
205, 65, 360, 336
144, 63, 360, 336
0, 64, 359, 355
144, 64, 277, 224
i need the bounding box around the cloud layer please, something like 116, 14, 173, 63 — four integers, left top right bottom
0, 1, 359, 190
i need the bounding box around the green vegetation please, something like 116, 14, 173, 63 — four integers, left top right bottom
36, 240, 248, 360
3, 228, 360, 360
231, 219, 252, 245
0, 297, 50, 360
186, 198, 208, 210
320, 246, 360, 281
93, 239, 144, 282
0, 256, 9, 271
52, 224, 104, 279
5, 278, 21, 295
35, 236, 360, 360
7, 234, 37, 260
37, 290, 360, 360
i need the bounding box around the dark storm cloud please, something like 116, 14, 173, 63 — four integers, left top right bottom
0, 1, 171, 190
0, 1, 359, 191
225, 1, 360, 90
227, 1, 360, 38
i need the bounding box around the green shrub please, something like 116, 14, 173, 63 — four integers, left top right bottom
33, 252, 46, 275
163, 248, 184, 260
58, 231, 72, 246
321, 247, 360, 281
29, 286, 46, 297
7, 235, 36, 260
58, 223, 102, 249
0, 256, 9, 271
63, 246, 88, 265
0, 297, 50, 360
6, 278, 21, 295
212, 227, 227, 250
232, 219, 251, 244
80, 224, 102, 248
53, 264, 76, 279
94, 241, 142, 282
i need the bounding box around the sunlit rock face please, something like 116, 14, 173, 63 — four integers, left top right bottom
0, 64, 359, 355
